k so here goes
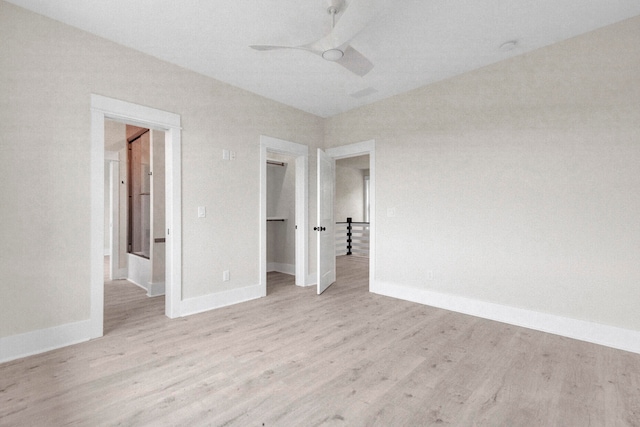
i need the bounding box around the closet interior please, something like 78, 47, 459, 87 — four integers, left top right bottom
266, 154, 296, 276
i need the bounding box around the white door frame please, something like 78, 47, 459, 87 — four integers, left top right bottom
90, 94, 182, 339
325, 139, 375, 291
105, 151, 120, 281
259, 135, 309, 294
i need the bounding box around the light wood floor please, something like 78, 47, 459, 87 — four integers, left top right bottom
1, 256, 639, 426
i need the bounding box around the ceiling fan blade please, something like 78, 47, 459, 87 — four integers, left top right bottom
251, 44, 320, 58
335, 45, 374, 76
325, 0, 389, 49
250, 45, 294, 51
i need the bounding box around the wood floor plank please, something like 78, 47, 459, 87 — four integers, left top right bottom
1, 255, 640, 426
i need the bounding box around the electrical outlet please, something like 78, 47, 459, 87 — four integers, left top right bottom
427, 270, 434, 280
223, 270, 230, 282
230, 150, 236, 160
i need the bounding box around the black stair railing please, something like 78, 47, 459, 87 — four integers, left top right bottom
335, 217, 370, 257
346, 217, 353, 255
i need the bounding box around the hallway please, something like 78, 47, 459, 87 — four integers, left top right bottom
103, 256, 165, 335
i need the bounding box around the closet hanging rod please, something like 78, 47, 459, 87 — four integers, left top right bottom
267, 160, 286, 167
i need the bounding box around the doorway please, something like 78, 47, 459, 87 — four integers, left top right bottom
334, 154, 371, 293
91, 94, 183, 340
266, 153, 296, 276
104, 123, 167, 295
317, 140, 375, 294
335, 154, 371, 256
259, 135, 309, 295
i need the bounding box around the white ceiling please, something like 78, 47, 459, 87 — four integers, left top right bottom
8, 0, 640, 117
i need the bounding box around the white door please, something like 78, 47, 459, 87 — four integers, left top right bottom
317, 148, 336, 294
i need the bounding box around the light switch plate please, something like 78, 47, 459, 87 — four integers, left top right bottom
198, 206, 206, 218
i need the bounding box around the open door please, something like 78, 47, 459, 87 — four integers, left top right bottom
316, 148, 336, 294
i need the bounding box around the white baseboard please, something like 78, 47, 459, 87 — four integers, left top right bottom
112, 267, 128, 281
267, 262, 295, 275
0, 319, 92, 364
372, 280, 640, 355
180, 283, 264, 317
268, 263, 316, 287
147, 281, 165, 297
127, 277, 148, 291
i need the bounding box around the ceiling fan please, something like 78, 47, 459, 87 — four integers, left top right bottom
250, 0, 383, 77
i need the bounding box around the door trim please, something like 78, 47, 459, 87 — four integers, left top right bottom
259, 135, 309, 294
91, 94, 183, 339
325, 139, 375, 291
105, 152, 121, 280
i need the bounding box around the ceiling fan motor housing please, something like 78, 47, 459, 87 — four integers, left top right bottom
327, 0, 345, 13
322, 48, 344, 61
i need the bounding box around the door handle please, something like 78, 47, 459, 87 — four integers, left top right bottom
314, 226, 326, 232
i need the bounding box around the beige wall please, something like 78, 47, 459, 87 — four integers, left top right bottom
325, 16, 640, 331
0, 2, 323, 337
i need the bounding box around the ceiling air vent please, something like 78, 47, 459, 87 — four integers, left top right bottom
349, 87, 378, 99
